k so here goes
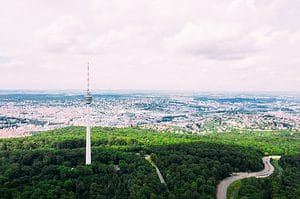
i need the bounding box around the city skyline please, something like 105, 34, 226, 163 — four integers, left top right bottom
1, 0, 300, 91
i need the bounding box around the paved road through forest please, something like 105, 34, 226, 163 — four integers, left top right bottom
216, 156, 281, 199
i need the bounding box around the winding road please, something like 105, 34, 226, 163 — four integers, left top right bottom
216, 156, 281, 199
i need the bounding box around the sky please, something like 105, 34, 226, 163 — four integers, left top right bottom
0, 0, 299, 92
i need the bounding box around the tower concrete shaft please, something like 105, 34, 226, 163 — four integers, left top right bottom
86, 105, 91, 165
85, 62, 92, 165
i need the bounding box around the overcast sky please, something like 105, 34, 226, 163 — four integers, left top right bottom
0, 0, 299, 92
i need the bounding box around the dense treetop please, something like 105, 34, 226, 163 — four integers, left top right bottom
0, 127, 299, 198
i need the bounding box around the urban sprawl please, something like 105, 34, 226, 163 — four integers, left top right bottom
0, 92, 299, 138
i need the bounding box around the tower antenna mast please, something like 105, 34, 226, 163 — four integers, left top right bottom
87, 62, 90, 93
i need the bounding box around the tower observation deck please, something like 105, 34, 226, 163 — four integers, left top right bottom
85, 62, 93, 105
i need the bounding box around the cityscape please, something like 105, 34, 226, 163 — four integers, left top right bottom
1, 91, 299, 138
0, 1, 300, 198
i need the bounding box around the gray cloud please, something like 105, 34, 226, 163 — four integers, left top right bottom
0, 0, 299, 91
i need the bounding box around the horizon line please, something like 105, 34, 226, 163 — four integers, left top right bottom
0, 89, 299, 94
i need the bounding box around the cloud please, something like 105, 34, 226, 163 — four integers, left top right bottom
0, 51, 24, 68
88, 25, 161, 55
0, 53, 11, 64
0, 0, 299, 91
35, 16, 85, 54
163, 20, 274, 60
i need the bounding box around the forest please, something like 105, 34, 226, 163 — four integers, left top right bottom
0, 127, 299, 198
227, 154, 300, 199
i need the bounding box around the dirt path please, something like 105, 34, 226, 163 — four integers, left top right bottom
145, 155, 166, 184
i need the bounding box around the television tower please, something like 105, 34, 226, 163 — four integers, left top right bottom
85, 62, 92, 165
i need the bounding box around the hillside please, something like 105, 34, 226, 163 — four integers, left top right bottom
0, 127, 299, 198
